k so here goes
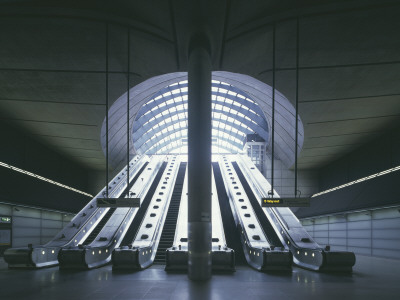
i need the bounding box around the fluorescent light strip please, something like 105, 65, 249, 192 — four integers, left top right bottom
312, 165, 400, 198
0, 161, 93, 197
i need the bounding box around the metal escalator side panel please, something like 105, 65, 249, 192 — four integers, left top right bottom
65, 156, 153, 250
217, 156, 270, 250
234, 156, 289, 246
49, 155, 148, 248
217, 156, 269, 270
58, 248, 88, 269
4, 155, 148, 268
212, 162, 246, 266
219, 155, 292, 271
87, 156, 165, 249
236, 155, 319, 247
57, 156, 161, 269
165, 161, 235, 272
236, 156, 320, 247
321, 251, 356, 272
82, 208, 116, 246
112, 158, 169, 269
112, 247, 140, 269
231, 161, 284, 249
210, 167, 235, 272
236, 155, 355, 272
113, 156, 180, 270
235, 155, 323, 270
130, 156, 182, 268
118, 159, 168, 248
3, 247, 34, 268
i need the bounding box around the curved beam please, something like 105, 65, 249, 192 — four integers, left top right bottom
143, 128, 244, 154
133, 105, 266, 146
101, 71, 304, 168
138, 125, 245, 154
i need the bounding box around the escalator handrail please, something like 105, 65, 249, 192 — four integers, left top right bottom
218, 156, 271, 250
236, 155, 321, 251
44, 155, 149, 248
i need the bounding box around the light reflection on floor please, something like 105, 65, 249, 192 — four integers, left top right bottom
0, 255, 399, 300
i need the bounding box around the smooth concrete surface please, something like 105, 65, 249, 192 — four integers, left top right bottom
1, 255, 399, 300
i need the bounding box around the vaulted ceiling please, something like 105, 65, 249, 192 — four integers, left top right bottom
0, 0, 399, 172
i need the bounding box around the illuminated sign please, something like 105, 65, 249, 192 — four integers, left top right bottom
97, 198, 140, 208
264, 199, 282, 205
0, 216, 12, 224
261, 197, 310, 207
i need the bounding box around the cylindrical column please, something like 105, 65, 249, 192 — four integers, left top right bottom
187, 37, 212, 281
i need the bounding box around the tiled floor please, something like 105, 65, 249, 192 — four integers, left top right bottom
1, 255, 399, 300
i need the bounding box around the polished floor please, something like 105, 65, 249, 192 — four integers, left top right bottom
1, 255, 399, 300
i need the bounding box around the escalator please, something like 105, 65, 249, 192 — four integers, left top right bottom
165, 166, 235, 272
235, 154, 356, 272
212, 162, 245, 264
119, 162, 168, 247
58, 156, 165, 269
81, 162, 149, 246
154, 162, 186, 264
217, 156, 292, 271
120, 162, 149, 197
231, 162, 283, 249
4, 155, 148, 268
112, 156, 181, 270
82, 208, 117, 245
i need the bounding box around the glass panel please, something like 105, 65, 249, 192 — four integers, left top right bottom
132, 79, 268, 155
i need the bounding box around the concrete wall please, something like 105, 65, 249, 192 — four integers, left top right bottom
297, 128, 400, 260
301, 206, 400, 260
0, 202, 74, 249
265, 127, 400, 201
319, 129, 400, 191
0, 118, 92, 212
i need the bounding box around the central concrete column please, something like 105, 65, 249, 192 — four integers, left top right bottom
187, 35, 212, 281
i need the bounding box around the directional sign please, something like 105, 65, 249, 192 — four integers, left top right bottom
261, 197, 310, 207
97, 198, 140, 208
0, 216, 12, 224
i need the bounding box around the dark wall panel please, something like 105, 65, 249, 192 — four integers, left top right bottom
296, 171, 400, 218
0, 167, 88, 213
319, 129, 400, 191
299, 128, 400, 218
0, 119, 91, 212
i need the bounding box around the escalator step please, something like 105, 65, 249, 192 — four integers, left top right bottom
154, 163, 187, 263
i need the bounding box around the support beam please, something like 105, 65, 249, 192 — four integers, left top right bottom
127, 27, 130, 192
187, 35, 212, 281
270, 23, 276, 197
295, 18, 299, 197
105, 23, 109, 198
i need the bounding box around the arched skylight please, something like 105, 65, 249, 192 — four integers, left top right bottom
132, 80, 269, 155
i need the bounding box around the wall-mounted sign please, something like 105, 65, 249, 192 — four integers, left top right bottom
97, 198, 140, 208
261, 197, 310, 207
0, 216, 12, 224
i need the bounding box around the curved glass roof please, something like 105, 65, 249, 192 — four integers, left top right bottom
132, 80, 269, 154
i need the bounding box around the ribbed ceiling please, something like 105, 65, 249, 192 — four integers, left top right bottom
132, 79, 269, 154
